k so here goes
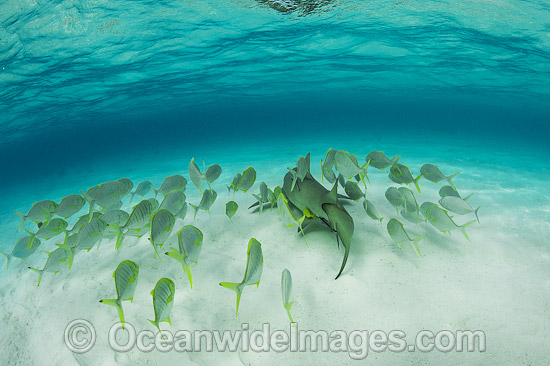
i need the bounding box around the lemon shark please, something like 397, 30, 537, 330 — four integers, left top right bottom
282, 154, 354, 279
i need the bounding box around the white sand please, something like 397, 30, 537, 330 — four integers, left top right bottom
1, 136, 549, 365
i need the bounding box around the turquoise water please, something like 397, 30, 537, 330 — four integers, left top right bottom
1, 1, 549, 365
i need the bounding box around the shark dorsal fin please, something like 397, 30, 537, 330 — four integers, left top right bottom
329, 181, 338, 203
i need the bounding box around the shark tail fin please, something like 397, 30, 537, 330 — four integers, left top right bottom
28, 267, 43, 286
334, 238, 349, 280
474, 207, 481, 224
100, 299, 125, 329
14, 210, 26, 232
410, 234, 426, 257
0, 250, 10, 270
413, 174, 422, 194
219, 282, 242, 316
446, 172, 460, 190
460, 220, 477, 242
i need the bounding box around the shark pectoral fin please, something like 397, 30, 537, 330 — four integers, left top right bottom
220, 282, 242, 316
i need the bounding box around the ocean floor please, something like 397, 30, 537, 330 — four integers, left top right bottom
0, 134, 549, 365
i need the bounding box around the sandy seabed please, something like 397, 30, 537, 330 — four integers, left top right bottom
1, 136, 549, 366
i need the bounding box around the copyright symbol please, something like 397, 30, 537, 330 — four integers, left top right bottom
64, 319, 96, 354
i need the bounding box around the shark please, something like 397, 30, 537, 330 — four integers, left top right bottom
281, 153, 355, 279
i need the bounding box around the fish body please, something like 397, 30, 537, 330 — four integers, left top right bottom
387, 218, 424, 257
130, 181, 154, 204
158, 175, 187, 196
389, 164, 422, 194
321, 148, 337, 184
0, 236, 42, 269
344, 181, 364, 201
385, 187, 404, 212
28, 246, 73, 285
166, 225, 204, 288
420, 201, 439, 218
149, 278, 176, 332
55, 194, 86, 219
365, 151, 400, 170
67, 212, 103, 236
281, 269, 295, 324
27, 218, 68, 243
82, 180, 131, 221
420, 164, 459, 189
234, 167, 256, 193
189, 158, 222, 192
150, 210, 175, 258
158, 191, 186, 216
425, 205, 476, 241
15, 200, 57, 231
439, 196, 481, 223
190, 189, 217, 218
102, 210, 130, 236
219, 238, 263, 316
226, 201, 238, 221
75, 217, 107, 252
252, 182, 270, 214
115, 200, 154, 250
100, 260, 139, 329
363, 200, 383, 223
398, 187, 420, 215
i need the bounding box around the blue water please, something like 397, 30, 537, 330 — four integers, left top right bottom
1, 1, 550, 365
